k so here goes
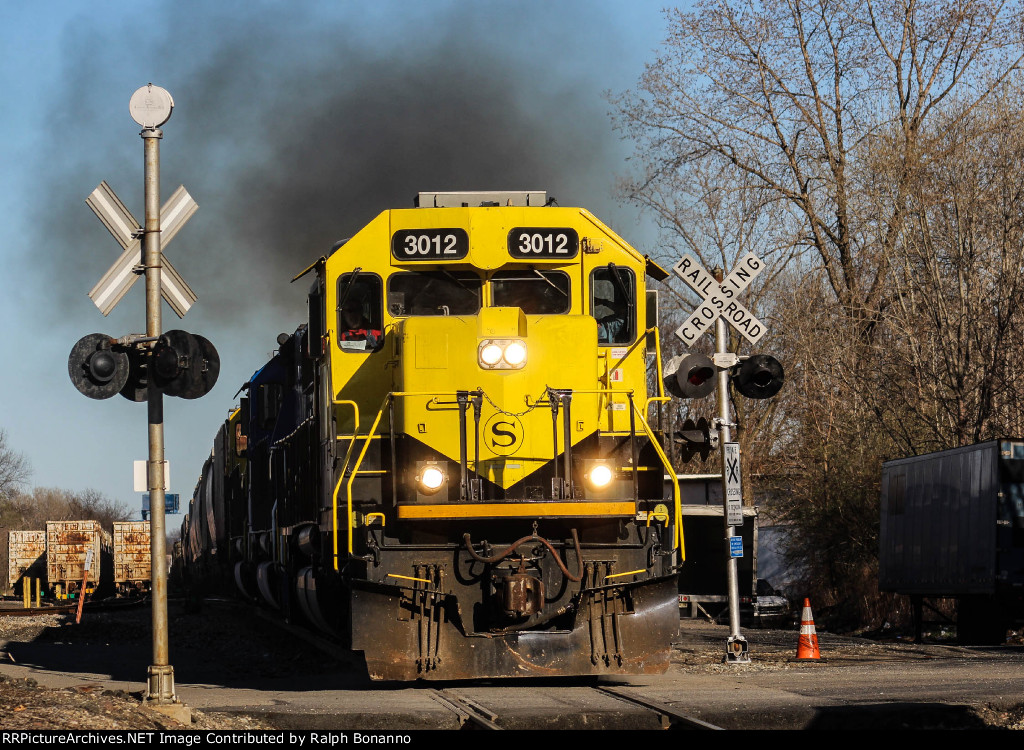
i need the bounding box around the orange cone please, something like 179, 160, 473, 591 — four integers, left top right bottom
796, 598, 821, 660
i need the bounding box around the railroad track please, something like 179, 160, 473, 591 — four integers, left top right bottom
427, 686, 723, 730
254, 603, 725, 729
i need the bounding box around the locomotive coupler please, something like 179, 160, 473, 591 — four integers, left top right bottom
494, 558, 545, 618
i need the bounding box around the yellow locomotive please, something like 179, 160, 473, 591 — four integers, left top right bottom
181, 191, 683, 680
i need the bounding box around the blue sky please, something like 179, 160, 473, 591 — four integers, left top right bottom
0, 1, 681, 518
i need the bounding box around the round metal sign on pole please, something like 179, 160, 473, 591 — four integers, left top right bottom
129, 84, 174, 128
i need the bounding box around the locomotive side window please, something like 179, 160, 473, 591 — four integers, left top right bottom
491, 270, 570, 314
591, 266, 636, 345
387, 271, 482, 316
336, 273, 384, 352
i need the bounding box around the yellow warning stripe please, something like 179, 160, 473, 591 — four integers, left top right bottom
397, 501, 636, 520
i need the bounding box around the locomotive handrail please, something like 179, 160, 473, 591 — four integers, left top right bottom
333, 390, 483, 567
604, 325, 666, 400
630, 400, 685, 557
332, 398, 361, 432
332, 399, 363, 483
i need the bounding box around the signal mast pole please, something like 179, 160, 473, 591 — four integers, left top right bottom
713, 266, 749, 665
130, 85, 187, 721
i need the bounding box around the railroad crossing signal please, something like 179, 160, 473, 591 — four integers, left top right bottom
672, 252, 767, 346
86, 181, 198, 317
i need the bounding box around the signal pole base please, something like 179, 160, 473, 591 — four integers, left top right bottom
145, 665, 191, 724
725, 635, 750, 664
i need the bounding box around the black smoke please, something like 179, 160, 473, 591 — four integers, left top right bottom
32, 2, 630, 328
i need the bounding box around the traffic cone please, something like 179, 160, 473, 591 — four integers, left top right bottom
796, 598, 821, 661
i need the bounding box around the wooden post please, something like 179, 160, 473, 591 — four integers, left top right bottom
75, 549, 94, 625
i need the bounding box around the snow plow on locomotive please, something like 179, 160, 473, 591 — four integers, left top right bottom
178, 191, 684, 680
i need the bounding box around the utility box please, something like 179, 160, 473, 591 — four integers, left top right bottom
45, 520, 112, 598
113, 520, 151, 595
7, 530, 46, 596
880, 439, 1024, 643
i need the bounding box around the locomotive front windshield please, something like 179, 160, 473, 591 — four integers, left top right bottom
387, 271, 482, 316
490, 270, 570, 314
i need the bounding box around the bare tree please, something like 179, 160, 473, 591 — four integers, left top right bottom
869, 90, 1024, 449
0, 429, 30, 501
614, 0, 1024, 626
615, 0, 1023, 335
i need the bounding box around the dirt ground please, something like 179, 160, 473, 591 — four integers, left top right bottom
0, 603, 1022, 731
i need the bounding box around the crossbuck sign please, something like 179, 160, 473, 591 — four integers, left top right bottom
672, 252, 767, 346
86, 181, 198, 317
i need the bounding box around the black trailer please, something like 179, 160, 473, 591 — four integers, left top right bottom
879, 440, 1024, 643
671, 474, 760, 624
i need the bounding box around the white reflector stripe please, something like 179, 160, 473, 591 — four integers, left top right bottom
160, 258, 196, 318
160, 186, 198, 248
89, 245, 142, 315
86, 182, 137, 249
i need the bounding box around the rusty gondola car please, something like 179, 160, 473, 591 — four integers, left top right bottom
45, 520, 113, 600
7, 530, 46, 597
112, 521, 151, 596
178, 191, 684, 680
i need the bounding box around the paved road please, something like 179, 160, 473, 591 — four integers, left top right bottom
1, 604, 1021, 730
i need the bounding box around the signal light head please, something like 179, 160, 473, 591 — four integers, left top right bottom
664, 352, 718, 399
88, 350, 118, 383
732, 354, 784, 399
152, 330, 220, 399
68, 333, 130, 400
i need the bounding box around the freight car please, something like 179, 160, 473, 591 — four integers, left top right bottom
179, 191, 685, 680
45, 520, 112, 600
880, 440, 1024, 644
7, 530, 46, 597
112, 521, 151, 596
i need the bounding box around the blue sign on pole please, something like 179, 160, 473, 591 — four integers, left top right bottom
142, 493, 180, 521
729, 535, 743, 558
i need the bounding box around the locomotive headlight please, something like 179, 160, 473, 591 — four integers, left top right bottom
419, 466, 445, 493
503, 341, 527, 366
480, 343, 504, 366
478, 339, 527, 370
587, 463, 614, 489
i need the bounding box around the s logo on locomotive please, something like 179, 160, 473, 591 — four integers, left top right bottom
484, 414, 524, 455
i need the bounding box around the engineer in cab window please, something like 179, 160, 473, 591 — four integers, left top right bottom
592, 270, 634, 345
339, 291, 382, 351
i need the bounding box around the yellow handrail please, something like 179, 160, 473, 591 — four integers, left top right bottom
333, 399, 362, 483
333, 391, 476, 568
630, 400, 685, 558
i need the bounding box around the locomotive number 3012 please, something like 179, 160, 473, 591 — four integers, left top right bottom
508, 228, 579, 258
391, 228, 469, 260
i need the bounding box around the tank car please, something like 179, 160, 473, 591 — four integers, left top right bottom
181, 191, 684, 680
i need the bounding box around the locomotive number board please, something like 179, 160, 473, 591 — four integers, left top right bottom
508, 228, 579, 258
392, 228, 470, 260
